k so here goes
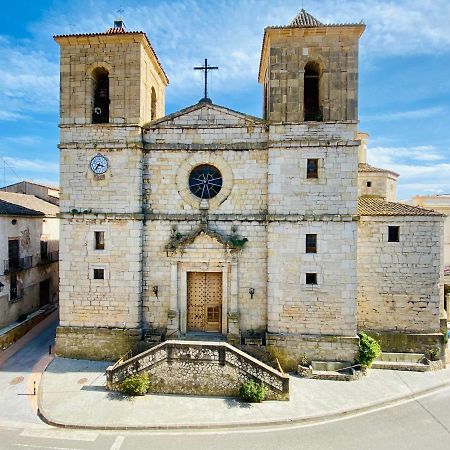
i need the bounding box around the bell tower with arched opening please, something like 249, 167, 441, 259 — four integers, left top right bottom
259, 9, 365, 123
54, 21, 169, 359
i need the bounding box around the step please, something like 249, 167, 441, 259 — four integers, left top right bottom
371, 360, 431, 372
309, 370, 360, 382
377, 352, 426, 363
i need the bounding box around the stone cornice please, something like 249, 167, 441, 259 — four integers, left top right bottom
58, 212, 359, 222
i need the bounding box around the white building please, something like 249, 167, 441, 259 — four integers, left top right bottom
0, 191, 59, 328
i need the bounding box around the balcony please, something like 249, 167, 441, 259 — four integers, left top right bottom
38, 251, 59, 265
4, 256, 33, 274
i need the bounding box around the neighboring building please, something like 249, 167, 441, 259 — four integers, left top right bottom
1, 180, 60, 206
0, 191, 59, 328
54, 10, 445, 363
411, 194, 450, 313
357, 137, 445, 350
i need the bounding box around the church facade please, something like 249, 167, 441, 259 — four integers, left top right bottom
54, 10, 445, 364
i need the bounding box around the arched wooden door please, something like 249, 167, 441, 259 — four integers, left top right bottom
187, 272, 222, 333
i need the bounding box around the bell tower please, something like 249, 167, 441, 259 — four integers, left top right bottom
54, 21, 169, 360
55, 20, 168, 126
259, 9, 365, 123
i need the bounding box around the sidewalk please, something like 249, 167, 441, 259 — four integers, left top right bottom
38, 357, 450, 430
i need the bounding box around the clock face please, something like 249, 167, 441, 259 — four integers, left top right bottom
90, 154, 108, 175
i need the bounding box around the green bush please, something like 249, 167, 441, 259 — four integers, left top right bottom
120, 373, 150, 396
428, 346, 441, 361
239, 380, 268, 403
357, 332, 381, 368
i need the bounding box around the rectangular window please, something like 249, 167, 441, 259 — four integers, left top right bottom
93, 268, 104, 280
366, 181, 372, 187
388, 226, 400, 242
40, 240, 48, 259
307, 159, 319, 179
95, 231, 105, 250
10, 274, 18, 300
306, 273, 317, 285
306, 234, 317, 253
8, 239, 20, 270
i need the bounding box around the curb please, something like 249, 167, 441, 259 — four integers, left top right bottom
37, 378, 450, 431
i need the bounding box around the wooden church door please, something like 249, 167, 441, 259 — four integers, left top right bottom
187, 272, 222, 333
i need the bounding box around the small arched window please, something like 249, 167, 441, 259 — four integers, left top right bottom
304, 62, 321, 122
92, 67, 109, 124
151, 87, 157, 120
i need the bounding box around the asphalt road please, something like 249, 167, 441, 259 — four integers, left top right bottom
0, 318, 449, 450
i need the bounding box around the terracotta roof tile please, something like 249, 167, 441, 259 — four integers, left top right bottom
290, 9, 324, 27
358, 163, 399, 177
358, 196, 443, 217
266, 9, 364, 29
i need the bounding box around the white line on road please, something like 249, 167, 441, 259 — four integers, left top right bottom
14, 444, 85, 450
110, 436, 125, 450
20, 429, 98, 441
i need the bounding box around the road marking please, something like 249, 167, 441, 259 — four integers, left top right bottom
110, 435, 125, 450
20, 428, 98, 441
14, 444, 85, 450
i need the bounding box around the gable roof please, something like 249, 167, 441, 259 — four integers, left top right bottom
144, 99, 264, 128
0, 199, 44, 217
0, 192, 59, 217
358, 196, 443, 217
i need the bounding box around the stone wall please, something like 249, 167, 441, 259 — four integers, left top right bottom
357, 216, 443, 333
55, 33, 166, 126
56, 326, 141, 361
59, 216, 142, 329
267, 220, 357, 337
259, 26, 364, 122
106, 340, 289, 400
358, 171, 398, 201
266, 333, 359, 368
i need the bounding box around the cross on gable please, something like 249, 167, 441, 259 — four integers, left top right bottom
194, 58, 218, 103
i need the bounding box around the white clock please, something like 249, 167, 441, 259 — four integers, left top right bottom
90, 154, 108, 174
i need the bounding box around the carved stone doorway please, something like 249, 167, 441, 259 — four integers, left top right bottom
187, 272, 222, 333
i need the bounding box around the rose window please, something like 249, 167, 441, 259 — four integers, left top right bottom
188, 164, 223, 199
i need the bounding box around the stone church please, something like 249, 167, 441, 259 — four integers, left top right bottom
54, 9, 446, 364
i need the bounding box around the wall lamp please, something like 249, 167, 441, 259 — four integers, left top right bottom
153, 286, 159, 298
249, 288, 255, 299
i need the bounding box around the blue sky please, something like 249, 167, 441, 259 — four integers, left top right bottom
0, 0, 449, 199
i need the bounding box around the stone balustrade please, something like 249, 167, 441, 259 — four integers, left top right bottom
106, 340, 290, 400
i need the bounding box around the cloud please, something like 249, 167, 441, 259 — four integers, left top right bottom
0, 110, 29, 121
0, 35, 59, 119
367, 145, 450, 198
363, 106, 445, 122
3, 156, 59, 173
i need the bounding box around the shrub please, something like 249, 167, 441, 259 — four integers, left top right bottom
239, 380, 268, 403
427, 346, 441, 361
120, 373, 150, 396
357, 333, 381, 368
299, 353, 310, 367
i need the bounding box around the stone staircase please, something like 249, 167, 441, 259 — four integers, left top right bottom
106, 340, 289, 400
372, 352, 442, 372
